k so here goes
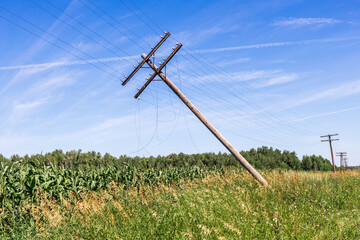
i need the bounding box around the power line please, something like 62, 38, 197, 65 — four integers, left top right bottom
179, 45, 330, 134
0, 6, 122, 77
167, 62, 321, 144
78, 0, 150, 52
16, 0, 327, 151
32, 0, 138, 63
118, 0, 161, 35
0, 11, 117, 78
71, 1, 313, 145
89, 0, 334, 142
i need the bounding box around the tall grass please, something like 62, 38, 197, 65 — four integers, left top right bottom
3, 169, 359, 239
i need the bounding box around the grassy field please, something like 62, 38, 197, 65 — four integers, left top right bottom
3, 169, 360, 239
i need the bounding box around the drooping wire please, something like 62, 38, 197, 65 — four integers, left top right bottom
75, 0, 326, 142
124, 0, 331, 138
174, 59, 200, 153
131, 97, 153, 155
74, 0, 325, 149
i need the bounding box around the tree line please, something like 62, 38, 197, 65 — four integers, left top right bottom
0, 146, 334, 172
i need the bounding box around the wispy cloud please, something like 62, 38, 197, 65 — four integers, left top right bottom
273, 17, 341, 26
2, 36, 359, 71
2, 70, 81, 126
293, 106, 360, 122
9, 98, 49, 122
217, 57, 250, 67
294, 80, 360, 106
253, 73, 299, 88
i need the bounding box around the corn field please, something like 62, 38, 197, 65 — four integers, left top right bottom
0, 150, 356, 239
0, 158, 224, 205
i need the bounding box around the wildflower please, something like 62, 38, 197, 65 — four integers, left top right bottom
273, 213, 278, 218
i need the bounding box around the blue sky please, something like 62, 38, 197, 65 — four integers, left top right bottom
0, 0, 359, 166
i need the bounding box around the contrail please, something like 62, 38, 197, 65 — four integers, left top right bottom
1, 36, 359, 71
188, 36, 360, 54
0, 56, 138, 70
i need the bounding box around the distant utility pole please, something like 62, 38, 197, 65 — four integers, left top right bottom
121, 32, 269, 187
336, 152, 347, 172
321, 134, 339, 173
344, 157, 348, 170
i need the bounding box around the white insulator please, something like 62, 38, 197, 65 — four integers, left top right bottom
146, 77, 149, 80
164, 31, 167, 34
133, 65, 136, 68
121, 79, 123, 82
176, 42, 179, 45
137, 88, 139, 90
124, 75, 127, 78
160, 35, 163, 38
159, 62, 161, 65
150, 46, 153, 49
137, 60, 140, 63
172, 47, 175, 50
138, 97, 140, 100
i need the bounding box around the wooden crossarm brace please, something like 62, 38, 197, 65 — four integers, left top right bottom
134, 43, 182, 99
122, 32, 170, 86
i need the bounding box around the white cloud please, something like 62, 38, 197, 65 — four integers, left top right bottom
273, 17, 341, 26
294, 80, 360, 106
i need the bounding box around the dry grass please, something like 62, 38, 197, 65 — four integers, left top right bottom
12, 169, 360, 239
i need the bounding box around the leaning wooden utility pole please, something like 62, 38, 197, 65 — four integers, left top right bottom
121, 32, 268, 187
321, 134, 339, 173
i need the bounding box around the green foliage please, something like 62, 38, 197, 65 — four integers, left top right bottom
0, 147, 334, 238
1, 147, 332, 173
302, 155, 333, 171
